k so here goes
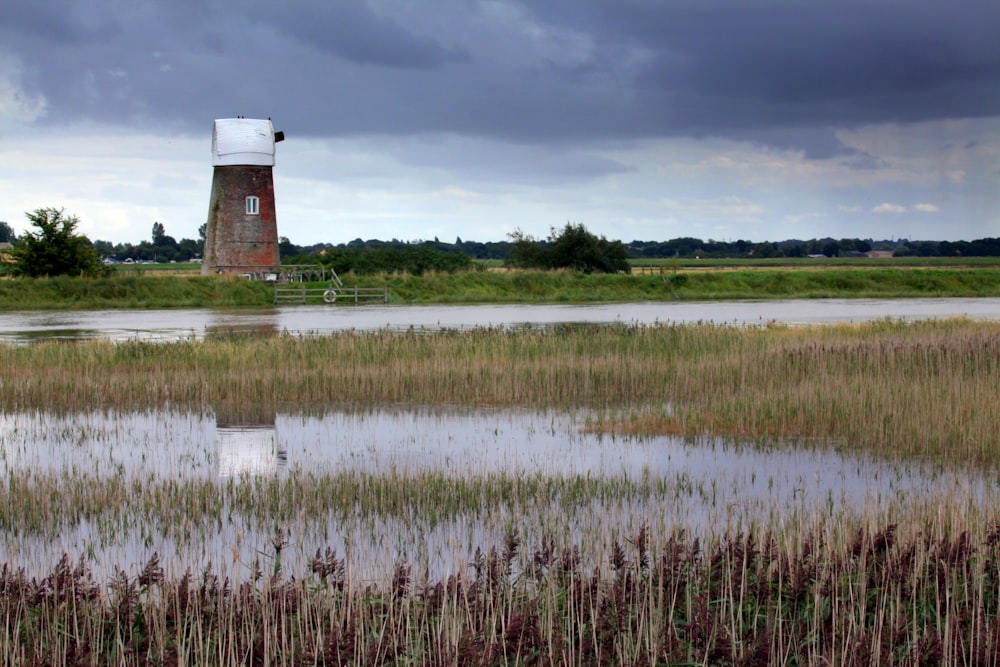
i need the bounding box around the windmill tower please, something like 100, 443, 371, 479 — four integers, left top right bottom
202, 118, 285, 275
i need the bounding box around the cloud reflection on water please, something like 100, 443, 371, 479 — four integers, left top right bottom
0, 405, 988, 582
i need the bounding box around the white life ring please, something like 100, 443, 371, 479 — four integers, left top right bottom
323, 288, 337, 303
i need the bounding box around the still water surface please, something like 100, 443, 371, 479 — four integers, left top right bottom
0, 406, 988, 581
2, 298, 999, 343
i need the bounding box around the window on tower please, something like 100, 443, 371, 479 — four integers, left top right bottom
246, 196, 260, 215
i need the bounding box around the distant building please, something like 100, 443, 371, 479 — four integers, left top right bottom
202, 118, 285, 276
866, 250, 895, 259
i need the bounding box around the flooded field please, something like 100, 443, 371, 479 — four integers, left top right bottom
0, 406, 988, 583
2, 319, 999, 662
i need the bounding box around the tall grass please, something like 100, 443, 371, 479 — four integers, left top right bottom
3, 320, 1000, 663
4, 519, 1000, 665
2, 319, 998, 464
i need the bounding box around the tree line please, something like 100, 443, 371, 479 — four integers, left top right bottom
283, 223, 630, 275
5, 206, 1000, 279
285, 232, 1000, 264
92, 220, 205, 263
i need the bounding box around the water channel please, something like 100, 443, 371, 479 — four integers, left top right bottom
1, 297, 999, 343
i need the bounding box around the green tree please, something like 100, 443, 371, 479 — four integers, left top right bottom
92, 239, 114, 258
821, 240, 841, 258
0, 221, 15, 243
548, 223, 630, 273
10, 208, 108, 277
505, 228, 547, 269
505, 224, 629, 273
178, 237, 201, 260
278, 236, 300, 259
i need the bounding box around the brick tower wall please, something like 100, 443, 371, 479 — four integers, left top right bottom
202, 165, 279, 275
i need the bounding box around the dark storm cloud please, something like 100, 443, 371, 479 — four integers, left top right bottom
257, 0, 467, 69
2, 0, 997, 155
0, 0, 120, 44
618, 2, 1000, 118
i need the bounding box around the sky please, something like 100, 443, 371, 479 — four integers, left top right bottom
1, 0, 998, 247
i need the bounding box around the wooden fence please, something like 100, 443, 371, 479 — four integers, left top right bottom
273, 284, 389, 305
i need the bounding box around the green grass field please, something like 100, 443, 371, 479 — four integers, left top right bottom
3, 261, 1000, 309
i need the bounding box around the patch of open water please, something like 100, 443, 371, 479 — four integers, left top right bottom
1, 298, 999, 343
0, 406, 990, 582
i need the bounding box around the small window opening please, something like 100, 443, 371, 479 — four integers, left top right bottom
246, 196, 260, 215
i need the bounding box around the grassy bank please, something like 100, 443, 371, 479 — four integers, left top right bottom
2, 318, 998, 465
343, 267, 1000, 302
0, 274, 272, 309
3, 265, 1000, 308
630, 256, 1000, 270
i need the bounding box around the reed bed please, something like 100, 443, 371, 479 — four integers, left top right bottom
4, 519, 1000, 665
3, 319, 1000, 663
0, 460, 991, 582
2, 318, 999, 464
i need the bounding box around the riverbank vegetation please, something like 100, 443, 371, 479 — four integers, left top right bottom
0, 274, 272, 309
6, 208, 108, 278
4, 518, 999, 665
2, 318, 997, 465
3, 264, 1000, 309
377, 265, 1000, 302
3, 320, 1000, 663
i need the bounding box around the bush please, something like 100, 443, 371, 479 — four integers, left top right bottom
506, 223, 630, 274
10, 208, 108, 278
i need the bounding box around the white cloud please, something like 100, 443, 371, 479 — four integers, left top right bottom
0, 117, 995, 246
659, 196, 765, 222
0, 126, 206, 240
837, 119, 1000, 189
431, 187, 481, 200
783, 212, 826, 224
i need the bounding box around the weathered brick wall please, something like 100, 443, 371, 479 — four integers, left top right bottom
202, 165, 280, 275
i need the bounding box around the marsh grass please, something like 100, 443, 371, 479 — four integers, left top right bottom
4, 519, 1000, 665
4, 319, 1000, 663
2, 318, 999, 464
